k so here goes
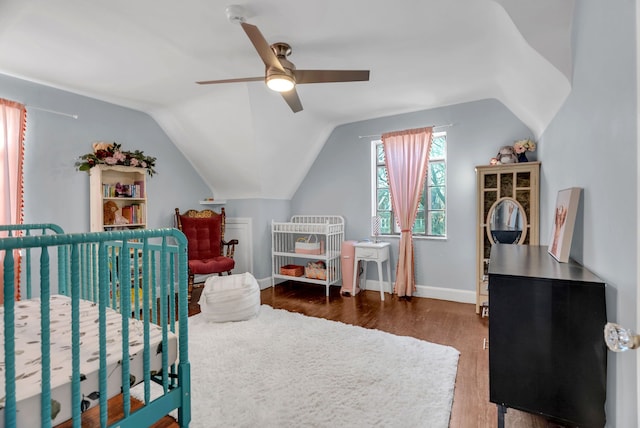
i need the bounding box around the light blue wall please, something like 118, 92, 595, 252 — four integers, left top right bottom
539, 0, 636, 426
291, 99, 533, 292
0, 73, 210, 232
224, 198, 291, 279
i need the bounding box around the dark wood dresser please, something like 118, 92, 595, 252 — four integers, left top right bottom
488, 244, 607, 427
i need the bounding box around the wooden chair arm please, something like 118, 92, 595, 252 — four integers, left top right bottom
222, 239, 239, 259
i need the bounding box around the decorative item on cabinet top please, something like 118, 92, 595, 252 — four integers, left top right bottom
489, 138, 537, 165
75, 141, 157, 176
512, 138, 536, 162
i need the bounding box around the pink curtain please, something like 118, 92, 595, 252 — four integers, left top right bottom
0, 98, 27, 303
382, 127, 432, 297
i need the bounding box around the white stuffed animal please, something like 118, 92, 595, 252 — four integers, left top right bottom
495, 145, 518, 164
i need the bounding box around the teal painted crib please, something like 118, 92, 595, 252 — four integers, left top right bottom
0, 227, 191, 428
0, 223, 65, 301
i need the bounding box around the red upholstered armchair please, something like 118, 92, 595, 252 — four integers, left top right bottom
174, 207, 238, 298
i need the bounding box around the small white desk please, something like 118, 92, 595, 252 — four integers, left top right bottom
352, 241, 391, 300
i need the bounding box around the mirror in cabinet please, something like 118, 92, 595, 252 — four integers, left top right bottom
487, 198, 527, 245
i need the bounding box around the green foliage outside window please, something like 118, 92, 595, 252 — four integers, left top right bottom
374, 133, 447, 237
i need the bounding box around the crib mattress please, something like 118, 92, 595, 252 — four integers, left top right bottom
0, 294, 178, 427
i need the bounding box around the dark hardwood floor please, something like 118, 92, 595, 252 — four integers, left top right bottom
75, 282, 556, 428
256, 282, 551, 428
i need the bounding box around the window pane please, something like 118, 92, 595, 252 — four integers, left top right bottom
377, 144, 385, 164
418, 192, 425, 211
430, 135, 446, 159
377, 166, 388, 188
429, 162, 446, 186
377, 188, 391, 211
429, 211, 446, 236
413, 211, 425, 234
429, 186, 446, 210
379, 211, 392, 234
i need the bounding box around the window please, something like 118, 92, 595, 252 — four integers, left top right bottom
372, 132, 447, 238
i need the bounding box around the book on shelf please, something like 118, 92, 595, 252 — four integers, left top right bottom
121, 203, 144, 225
133, 180, 145, 198
121, 205, 134, 224
102, 182, 145, 199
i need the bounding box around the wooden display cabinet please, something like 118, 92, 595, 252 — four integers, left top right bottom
475, 161, 540, 315
89, 165, 147, 231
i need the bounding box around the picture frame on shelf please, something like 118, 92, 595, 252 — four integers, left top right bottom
548, 187, 581, 263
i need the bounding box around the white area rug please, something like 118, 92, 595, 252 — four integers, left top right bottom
138, 305, 460, 427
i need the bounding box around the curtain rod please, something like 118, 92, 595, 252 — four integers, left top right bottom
358, 123, 454, 139
27, 105, 78, 119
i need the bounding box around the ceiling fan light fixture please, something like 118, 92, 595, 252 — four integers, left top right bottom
266, 74, 295, 92
197, 19, 370, 112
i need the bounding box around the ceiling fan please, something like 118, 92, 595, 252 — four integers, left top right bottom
196, 5, 370, 113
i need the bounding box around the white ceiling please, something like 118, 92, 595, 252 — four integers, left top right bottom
0, 0, 574, 199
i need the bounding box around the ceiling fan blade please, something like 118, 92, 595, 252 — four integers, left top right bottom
294, 70, 370, 84
240, 22, 284, 71
281, 88, 303, 113
196, 77, 264, 85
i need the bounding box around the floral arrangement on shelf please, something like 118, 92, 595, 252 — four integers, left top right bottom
513, 138, 536, 162
513, 139, 536, 154
75, 141, 157, 176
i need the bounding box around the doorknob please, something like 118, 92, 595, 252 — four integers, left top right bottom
604, 322, 640, 352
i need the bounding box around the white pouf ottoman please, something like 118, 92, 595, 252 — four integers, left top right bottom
198, 272, 260, 322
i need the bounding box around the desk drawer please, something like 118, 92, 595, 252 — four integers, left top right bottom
356, 247, 389, 261
355, 247, 382, 260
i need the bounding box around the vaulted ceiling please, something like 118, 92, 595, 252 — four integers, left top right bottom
0, 0, 574, 199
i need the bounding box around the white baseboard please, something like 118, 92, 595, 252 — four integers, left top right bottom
356, 279, 476, 304
413, 284, 476, 304
257, 277, 273, 290
360, 279, 475, 304
257, 276, 475, 304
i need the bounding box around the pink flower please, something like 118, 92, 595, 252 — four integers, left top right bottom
130, 158, 139, 167
104, 157, 118, 165
514, 139, 536, 153
513, 142, 526, 154
113, 151, 127, 162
